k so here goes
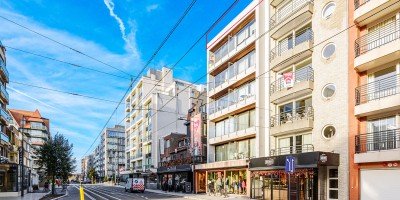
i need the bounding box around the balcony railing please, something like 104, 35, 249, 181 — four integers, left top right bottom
209, 81, 255, 114
270, 28, 313, 62
135, 165, 142, 170
270, 144, 314, 156
0, 59, 9, 81
355, 19, 400, 57
270, 65, 313, 94
354, 0, 369, 10
0, 84, 8, 103
210, 152, 253, 163
0, 131, 9, 143
0, 107, 9, 123
355, 74, 400, 105
143, 134, 152, 142
210, 20, 256, 67
143, 164, 151, 170
355, 128, 400, 153
270, 0, 313, 29
270, 106, 313, 127
209, 51, 255, 90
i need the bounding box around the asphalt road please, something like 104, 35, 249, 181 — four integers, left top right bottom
61, 184, 184, 200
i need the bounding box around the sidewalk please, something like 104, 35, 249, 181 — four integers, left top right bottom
115, 185, 249, 199
0, 192, 48, 200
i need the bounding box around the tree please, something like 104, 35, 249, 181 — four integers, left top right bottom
88, 167, 97, 184
104, 176, 108, 182
36, 134, 76, 195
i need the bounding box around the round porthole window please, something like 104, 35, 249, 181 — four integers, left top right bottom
322, 43, 336, 59
322, 2, 336, 19
322, 84, 336, 99
322, 125, 336, 139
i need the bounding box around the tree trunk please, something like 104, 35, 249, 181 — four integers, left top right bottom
52, 175, 55, 195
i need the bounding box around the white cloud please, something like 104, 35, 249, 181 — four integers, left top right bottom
103, 0, 138, 55
146, 4, 159, 12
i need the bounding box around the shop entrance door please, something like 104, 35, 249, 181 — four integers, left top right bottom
261, 174, 312, 200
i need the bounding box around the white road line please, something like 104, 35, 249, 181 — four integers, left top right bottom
73, 185, 96, 200
83, 187, 109, 200
85, 187, 122, 200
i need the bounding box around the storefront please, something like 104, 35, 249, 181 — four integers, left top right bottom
157, 164, 193, 193
249, 152, 339, 200
194, 159, 250, 196
0, 163, 19, 197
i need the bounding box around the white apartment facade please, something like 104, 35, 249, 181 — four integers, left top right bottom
124, 67, 204, 189
195, 1, 269, 197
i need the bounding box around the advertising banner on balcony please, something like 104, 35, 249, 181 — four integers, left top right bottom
191, 113, 202, 156
283, 72, 294, 88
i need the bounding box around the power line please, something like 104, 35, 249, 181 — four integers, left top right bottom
0, 16, 133, 76
10, 80, 120, 103
4, 45, 132, 80
81, 0, 198, 158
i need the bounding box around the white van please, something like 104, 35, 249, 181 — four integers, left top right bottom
125, 178, 145, 193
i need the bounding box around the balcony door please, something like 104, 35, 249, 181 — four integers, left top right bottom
367, 116, 397, 151
367, 66, 397, 101
367, 16, 396, 52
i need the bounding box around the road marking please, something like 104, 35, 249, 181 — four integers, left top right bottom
73, 185, 96, 200
85, 187, 122, 200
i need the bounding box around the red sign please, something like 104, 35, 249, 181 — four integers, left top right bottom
283, 72, 294, 88
191, 114, 202, 156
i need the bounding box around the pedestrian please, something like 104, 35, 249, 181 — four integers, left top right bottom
241, 179, 246, 194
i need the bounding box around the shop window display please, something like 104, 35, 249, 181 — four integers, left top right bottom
207, 170, 247, 195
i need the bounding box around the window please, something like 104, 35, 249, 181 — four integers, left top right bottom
165, 140, 170, 148
367, 116, 396, 151
367, 66, 397, 101
322, 125, 336, 139
322, 84, 336, 99
328, 167, 339, 199
322, 2, 336, 19
322, 43, 336, 59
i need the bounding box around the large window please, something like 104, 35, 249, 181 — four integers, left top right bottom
215, 138, 255, 162
366, 116, 397, 151
328, 167, 339, 199
214, 109, 255, 137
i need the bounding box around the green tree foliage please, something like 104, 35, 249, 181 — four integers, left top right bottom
87, 167, 98, 184
36, 134, 76, 194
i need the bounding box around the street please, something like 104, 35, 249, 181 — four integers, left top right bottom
62, 185, 185, 200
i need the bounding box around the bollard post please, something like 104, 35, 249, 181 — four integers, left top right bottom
80, 182, 85, 200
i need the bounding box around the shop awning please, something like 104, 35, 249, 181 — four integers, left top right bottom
249, 151, 339, 170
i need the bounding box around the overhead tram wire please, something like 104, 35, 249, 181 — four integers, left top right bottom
10, 80, 120, 103
81, 0, 198, 158
4, 45, 133, 80
119, 0, 400, 138
0, 16, 133, 77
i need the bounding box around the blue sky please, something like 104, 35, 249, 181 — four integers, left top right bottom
0, 0, 252, 171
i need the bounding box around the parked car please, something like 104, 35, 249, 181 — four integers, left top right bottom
125, 178, 145, 193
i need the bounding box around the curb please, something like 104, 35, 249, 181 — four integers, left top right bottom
47, 188, 68, 200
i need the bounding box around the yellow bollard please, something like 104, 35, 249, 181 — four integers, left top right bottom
80, 185, 85, 200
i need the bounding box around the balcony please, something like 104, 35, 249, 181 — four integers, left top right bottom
354, 19, 400, 72
125, 103, 130, 112
209, 53, 256, 99
135, 165, 142, 171
0, 59, 9, 83
270, 28, 313, 71
355, 74, 400, 117
270, 144, 314, 156
355, 128, 400, 163
270, 106, 313, 136
354, 0, 400, 26
0, 131, 9, 143
210, 126, 256, 145
143, 134, 152, 144
270, 65, 313, 104
269, 0, 313, 40
0, 84, 8, 105
208, 20, 256, 73
0, 107, 9, 125
209, 87, 256, 122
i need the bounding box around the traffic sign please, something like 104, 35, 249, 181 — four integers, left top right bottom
285, 156, 295, 173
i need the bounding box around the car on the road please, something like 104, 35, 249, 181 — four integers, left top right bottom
125, 178, 145, 193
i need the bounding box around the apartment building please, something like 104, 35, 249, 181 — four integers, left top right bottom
196, 1, 268, 197
349, 1, 400, 199
93, 143, 104, 182
102, 125, 125, 181
124, 67, 204, 189
81, 154, 95, 182
158, 90, 207, 193
247, 0, 350, 199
